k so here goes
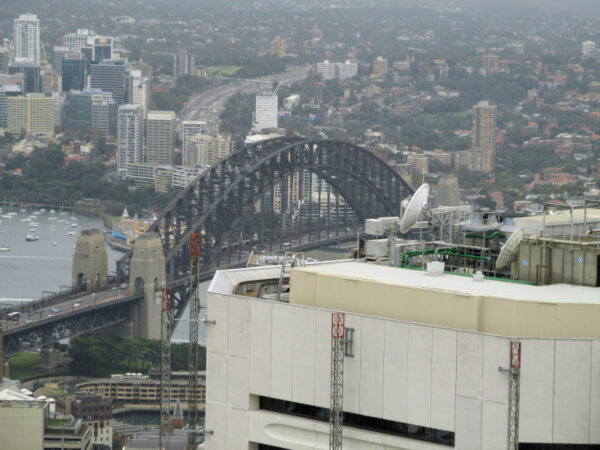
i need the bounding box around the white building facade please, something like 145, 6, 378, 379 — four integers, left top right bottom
205, 262, 600, 449
255, 93, 278, 131
117, 104, 143, 177
13, 14, 40, 65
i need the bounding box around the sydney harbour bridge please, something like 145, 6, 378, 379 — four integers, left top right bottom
3, 137, 413, 355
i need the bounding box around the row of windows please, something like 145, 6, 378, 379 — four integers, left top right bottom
259, 397, 454, 447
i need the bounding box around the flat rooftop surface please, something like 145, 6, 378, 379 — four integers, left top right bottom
296, 261, 600, 305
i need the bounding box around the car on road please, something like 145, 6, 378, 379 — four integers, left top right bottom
73, 302, 81, 308
51, 308, 61, 313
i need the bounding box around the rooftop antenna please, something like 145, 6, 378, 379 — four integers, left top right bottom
400, 183, 429, 269
495, 227, 524, 270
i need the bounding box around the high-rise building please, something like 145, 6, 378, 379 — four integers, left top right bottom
63, 29, 92, 50
7, 93, 54, 135
255, 92, 278, 131
13, 14, 40, 65
91, 93, 117, 136
0, 74, 24, 128
270, 36, 286, 58
174, 50, 195, 77
481, 54, 499, 74
52, 46, 69, 77
61, 53, 86, 92
126, 70, 150, 118
64, 89, 94, 131
316, 60, 358, 80
372, 56, 389, 77
90, 36, 113, 62
0, 47, 9, 73
146, 110, 175, 165
117, 104, 143, 177
9, 63, 41, 93
182, 120, 208, 164
90, 60, 125, 104
472, 101, 497, 173
582, 40, 596, 58
186, 133, 231, 167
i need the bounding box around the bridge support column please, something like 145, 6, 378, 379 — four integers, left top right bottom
41, 346, 58, 370
129, 233, 165, 340
72, 229, 108, 293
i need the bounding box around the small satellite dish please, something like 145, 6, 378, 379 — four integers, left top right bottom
399, 183, 429, 233
495, 227, 525, 270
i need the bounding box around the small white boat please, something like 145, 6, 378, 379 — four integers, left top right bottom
50, 228, 55, 232
1, 214, 11, 219
19, 209, 26, 213
26, 234, 40, 241
40, 208, 45, 212
21, 218, 32, 222
50, 209, 56, 214
68, 231, 76, 236
52, 241, 57, 246
0, 246, 9, 252
31, 222, 40, 227
29, 227, 37, 232
70, 216, 77, 221
71, 223, 78, 228
57, 219, 66, 223
48, 217, 57, 221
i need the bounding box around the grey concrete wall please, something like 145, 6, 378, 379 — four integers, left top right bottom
128, 233, 165, 340
71, 229, 108, 292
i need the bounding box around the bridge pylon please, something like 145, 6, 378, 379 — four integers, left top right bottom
72, 229, 108, 292
129, 233, 166, 340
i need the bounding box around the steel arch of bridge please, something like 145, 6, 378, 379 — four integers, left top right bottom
120, 137, 412, 313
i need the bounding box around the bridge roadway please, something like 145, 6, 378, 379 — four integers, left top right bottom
2, 287, 143, 357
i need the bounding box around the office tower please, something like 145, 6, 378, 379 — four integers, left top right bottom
0, 47, 8, 73
90, 60, 125, 104
255, 92, 278, 131
316, 60, 358, 80
90, 36, 113, 62
64, 90, 93, 131
146, 111, 176, 165
52, 46, 69, 77
53, 92, 64, 127
7, 93, 54, 135
61, 53, 86, 91
372, 56, 389, 77
174, 50, 195, 77
8, 63, 41, 93
63, 30, 92, 50
91, 93, 117, 136
118, 104, 143, 177
13, 14, 40, 64
582, 40, 596, 58
182, 120, 208, 164
270, 36, 286, 58
186, 133, 231, 167
472, 101, 497, 173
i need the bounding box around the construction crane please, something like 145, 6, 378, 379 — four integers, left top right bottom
508, 341, 521, 450
330, 312, 345, 450
187, 234, 202, 449
160, 288, 173, 450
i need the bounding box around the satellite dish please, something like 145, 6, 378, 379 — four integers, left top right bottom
399, 183, 429, 233
495, 227, 524, 270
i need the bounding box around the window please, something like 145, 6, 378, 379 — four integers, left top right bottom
259, 397, 454, 446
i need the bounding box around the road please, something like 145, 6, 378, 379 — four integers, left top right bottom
3, 285, 134, 333
176, 65, 312, 134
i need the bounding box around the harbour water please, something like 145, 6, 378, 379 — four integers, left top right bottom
0, 207, 122, 305
0, 205, 206, 344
